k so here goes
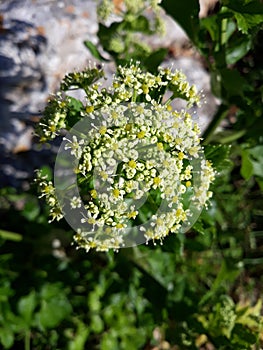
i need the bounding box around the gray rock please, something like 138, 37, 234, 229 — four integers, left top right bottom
0, 0, 217, 189
0, 0, 98, 188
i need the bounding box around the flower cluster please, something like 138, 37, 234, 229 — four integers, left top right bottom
97, 0, 164, 34
35, 170, 63, 223
96, 0, 165, 65
36, 62, 215, 252
37, 92, 68, 142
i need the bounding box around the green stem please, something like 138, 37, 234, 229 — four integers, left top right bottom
201, 104, 228, 144
25, 330, 30, 350
164, 94, 175, 106
221, 18, 228, 46
132, 89, 137, 102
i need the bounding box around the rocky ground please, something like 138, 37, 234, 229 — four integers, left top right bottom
0, 0, 218, 189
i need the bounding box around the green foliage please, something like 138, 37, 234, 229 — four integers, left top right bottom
0, 0, 263, 349
85, 0, 168, 71
241, 145, 263, 189
161, 0, 200, 44
0, 176, 263, 348
163, 0, 263, 149
204, 144, 232, 172
198, 296, 263, 349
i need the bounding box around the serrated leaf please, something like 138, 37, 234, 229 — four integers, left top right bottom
204, 144, 232, 172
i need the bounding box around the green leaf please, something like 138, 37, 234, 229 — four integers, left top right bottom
37, 284, 72, 329
97, 22, 120, 54
248, 145, 263, 161
0, 282, 14, 302
211, 129, 246, 144
248, 145, 263, 178
101, 332, 118, 350
124, 15, 152, 34
144, 48, 168, 73
240, 150, 253, 180
232, 323, 258, 346
233, 12, 263, 34
161, 0, 200, 44
90, 314, 104, 334
68, 321, 89, 350
0, 327, 14, 349
201, 15, 220, 42
67, 96, 84, 127
83, 41, 110, 62
220, 68, 246, 98
199, 260, 241, 305
204, 144, 232, 172
226, 35, 252, 64
192, 221, 206, 235
22, 199, 40, 222
241, 146, 263, 180
222, 0, 263, 14
18, 290, 36, 326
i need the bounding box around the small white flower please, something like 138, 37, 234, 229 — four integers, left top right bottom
70, 196, 82, 209
64, 135, 85, 159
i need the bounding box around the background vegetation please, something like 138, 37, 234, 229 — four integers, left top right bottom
0, 0, 262, 349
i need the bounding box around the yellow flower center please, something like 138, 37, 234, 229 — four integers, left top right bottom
90, 189, 97, 199
99, 126, 107, 135
137, 131, 145, 139
113, 189, 120, 198
86, 105, 94, 113
153, 177, 161, 186
128, 160, 137, 169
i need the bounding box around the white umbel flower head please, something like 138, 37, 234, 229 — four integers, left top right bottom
36, 62, 215, 252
